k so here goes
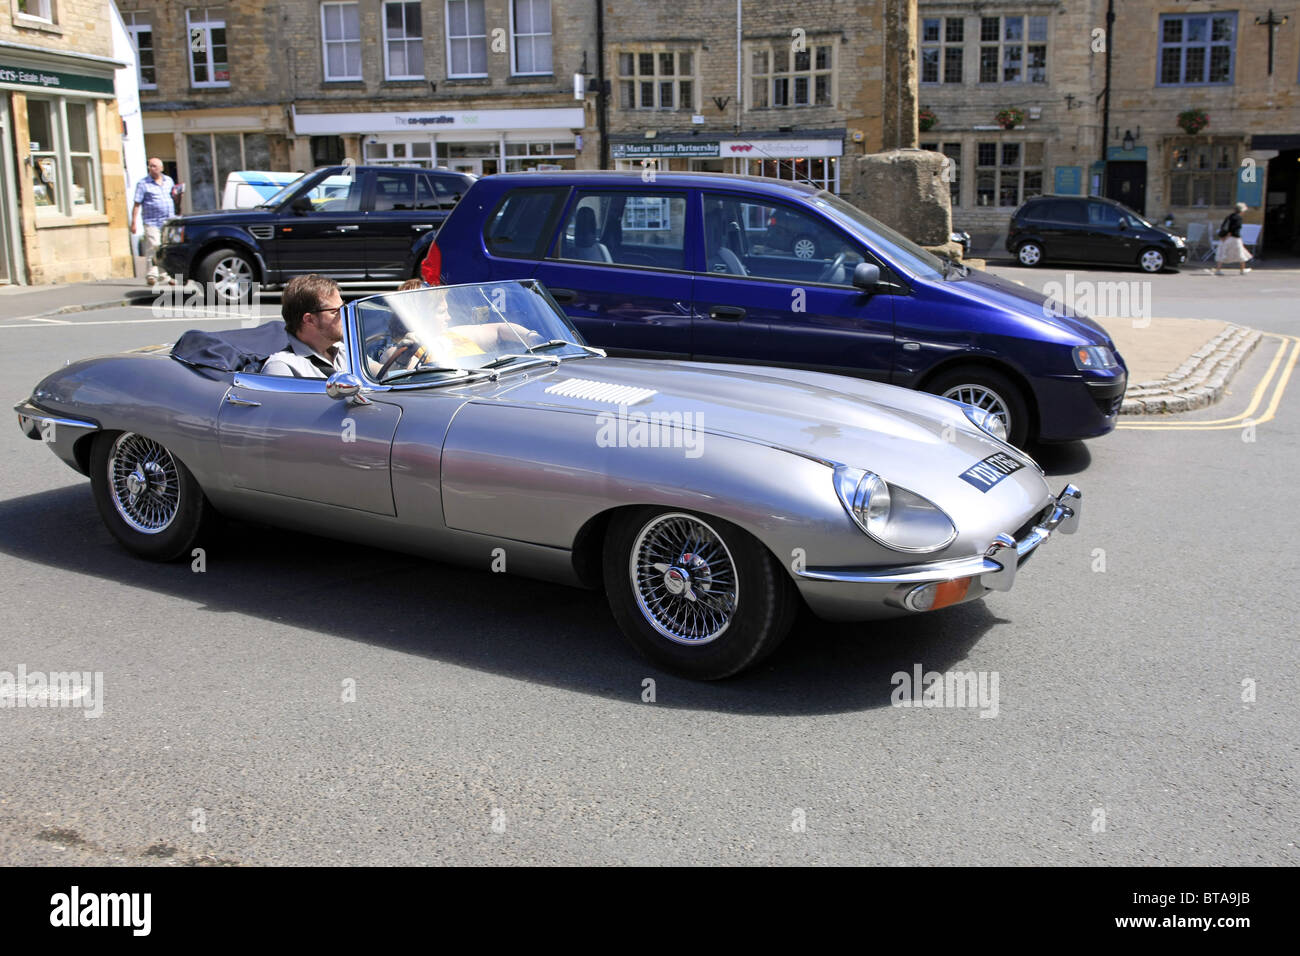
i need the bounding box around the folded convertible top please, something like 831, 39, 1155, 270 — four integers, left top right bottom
170, 320, 291, 373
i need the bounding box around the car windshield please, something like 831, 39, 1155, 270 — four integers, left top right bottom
812, 191, 946, 280
255, 170, 314, 208
353, 281, 591, 385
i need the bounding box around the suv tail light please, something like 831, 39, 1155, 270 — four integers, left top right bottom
420, 241, 441, 285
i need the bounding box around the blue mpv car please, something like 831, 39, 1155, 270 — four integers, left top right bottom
428, 171, 1127, 446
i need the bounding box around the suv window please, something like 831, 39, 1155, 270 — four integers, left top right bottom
483, 187, 568, 259
374, 171, 418, 211
1088, 202, 1122, 227
300, 173, 364, 213
1046, 199, 1087, 224
551, 191, 687, 271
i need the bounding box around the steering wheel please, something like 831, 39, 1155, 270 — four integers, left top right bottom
376, 335, 431, 379
817, 251, 848, 284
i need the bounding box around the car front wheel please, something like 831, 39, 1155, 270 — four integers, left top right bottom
603, 508, 798, 679
926, 365, 1032, 448
90, 431, 212, 561
1017, 241, 1044, 267
198, 247, 257, 305
1138, 247, 1166, 273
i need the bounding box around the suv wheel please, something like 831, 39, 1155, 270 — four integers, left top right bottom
1017, 241, 1044, 267
1138, 247, 1166, 273
198, 247, 257, 305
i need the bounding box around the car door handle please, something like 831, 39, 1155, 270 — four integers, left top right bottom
333, 225, 359, 233
549, 288, 577, 303
225, 394, 261, 407
708, 306, 746, 322
411, 224, 434, 232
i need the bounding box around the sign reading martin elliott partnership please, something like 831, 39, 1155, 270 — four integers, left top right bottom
610, 142, 721, 159
0, 64, 113, 95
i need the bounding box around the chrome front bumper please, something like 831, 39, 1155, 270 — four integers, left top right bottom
794, 484, 1082, 612
15, 400, 99, 475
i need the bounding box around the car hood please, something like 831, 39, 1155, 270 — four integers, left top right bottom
168, 209, 278, 228
947, 268, 1114, 347
472, 357, 1051, 510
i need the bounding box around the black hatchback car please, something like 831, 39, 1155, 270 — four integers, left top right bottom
156, 165, 475, 302
1006, 195, 1186, 273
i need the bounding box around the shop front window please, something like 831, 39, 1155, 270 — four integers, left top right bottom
187, 132, 273, 211
28, 97, 102, 217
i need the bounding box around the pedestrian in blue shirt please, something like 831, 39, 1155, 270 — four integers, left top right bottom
132, 158, 180, 286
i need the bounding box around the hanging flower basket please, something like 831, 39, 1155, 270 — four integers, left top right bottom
1177, 109, 1209, 135
918, 107, 938, 132
995, 108, 1025, 130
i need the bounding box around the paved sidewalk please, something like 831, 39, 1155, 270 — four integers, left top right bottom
0, 278, 154, 320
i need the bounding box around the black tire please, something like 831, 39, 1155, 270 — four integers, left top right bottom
90, 431, 212, 561
603, 508, 798, 680
1138, 247, 1166, 274
1016, 241, 1044, 267
197, 246, 257, 305
925, 365, 1033, 448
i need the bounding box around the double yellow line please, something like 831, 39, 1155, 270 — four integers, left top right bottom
1118, 332, 1300, 431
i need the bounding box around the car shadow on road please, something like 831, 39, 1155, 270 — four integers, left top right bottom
0, 485, 1004, 716
1028, 439, 1091, 476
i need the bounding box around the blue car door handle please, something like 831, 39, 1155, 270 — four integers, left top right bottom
549, 288, 577, 303
708, 305, 746, 322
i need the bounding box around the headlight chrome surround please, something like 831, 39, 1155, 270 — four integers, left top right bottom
963, 404, 1009, 442
833, 466, 957, 554
1071, 345, 1118, 370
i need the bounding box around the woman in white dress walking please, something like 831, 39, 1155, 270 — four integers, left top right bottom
1214, 202, 1252, 276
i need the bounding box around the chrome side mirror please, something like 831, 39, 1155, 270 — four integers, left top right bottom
326, 372, 371, 405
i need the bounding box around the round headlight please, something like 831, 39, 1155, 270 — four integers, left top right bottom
965, 405, 1008, 442
833, 466, 956, 553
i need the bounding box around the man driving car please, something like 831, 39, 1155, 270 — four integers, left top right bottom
262, 275, 348, 378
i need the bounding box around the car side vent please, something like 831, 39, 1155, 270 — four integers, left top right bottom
247, 224, 274, 240
544, 378, 657, 406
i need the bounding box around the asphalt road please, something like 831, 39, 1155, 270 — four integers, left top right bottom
0, 277, 1296, 866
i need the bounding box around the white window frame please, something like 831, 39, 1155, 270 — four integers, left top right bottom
321, 2, 362, 82
27, 95, 102, 218
15, 0, 56, 25
978, 15, 1048, 84
186, 7, 230, 89
510, 0, 552, 76
746, 40, 834, 109
123, 11, 157, 90
975, 140, 1044, 207
920, 16, 964, 85
445, 0, 488, 79
383, 1, 424, 81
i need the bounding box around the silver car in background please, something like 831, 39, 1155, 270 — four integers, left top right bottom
16, 281, 1080, 679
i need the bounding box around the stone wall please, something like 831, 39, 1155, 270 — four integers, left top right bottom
849, 147, 951, 245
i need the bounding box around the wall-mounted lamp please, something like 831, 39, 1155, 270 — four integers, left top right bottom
1122, 130, 1135, 151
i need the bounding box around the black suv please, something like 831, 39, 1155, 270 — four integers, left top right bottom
156, 165, 475, 302
1006, 195, 1186, 273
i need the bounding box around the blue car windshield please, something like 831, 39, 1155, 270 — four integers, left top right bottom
812, 191, 946, 280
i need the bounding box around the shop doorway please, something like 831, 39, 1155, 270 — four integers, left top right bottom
447, 158, 498, 176
1264, 150, 1300, 256
1105, 161, 1147, 215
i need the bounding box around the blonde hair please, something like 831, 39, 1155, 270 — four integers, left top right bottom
1235, 202, 1247, 213
398, 278, 424, 291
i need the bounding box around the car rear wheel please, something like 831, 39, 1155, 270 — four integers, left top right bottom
198, 247, 257, 305
1017, 241, 1044, 267
90, 431, 212, 561
1138, 247, 1166, 273
603, 508, 798, 680
926, 365, 1032, 447
792, 234, 819, 259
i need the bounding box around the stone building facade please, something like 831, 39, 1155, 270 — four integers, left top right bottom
917, 0, 1300, 256
1, 0, 134, 283
120, 0, 594, 214
602, 0, 916, 198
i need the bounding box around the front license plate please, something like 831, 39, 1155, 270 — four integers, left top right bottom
960, 452, 1025, 492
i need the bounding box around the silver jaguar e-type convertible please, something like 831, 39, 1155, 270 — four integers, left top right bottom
16, 280, 1080, 679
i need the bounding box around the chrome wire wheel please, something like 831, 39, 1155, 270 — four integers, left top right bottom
942, 384, 1012, 435
108, 432, 181, 534
212, 255, 254, 301
630, 512, 739, 646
